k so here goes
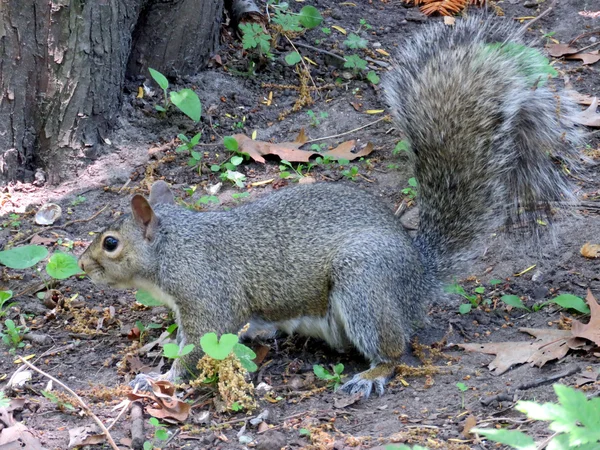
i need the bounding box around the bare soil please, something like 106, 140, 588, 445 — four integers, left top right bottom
0, 1, 599, 449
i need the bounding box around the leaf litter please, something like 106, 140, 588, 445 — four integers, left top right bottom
459, 289, 600, 374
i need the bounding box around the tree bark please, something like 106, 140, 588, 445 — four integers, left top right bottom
0, 0, 222, 185
127, 0, 223, 79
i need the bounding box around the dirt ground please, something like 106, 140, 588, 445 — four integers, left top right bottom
0, 1, 599, 449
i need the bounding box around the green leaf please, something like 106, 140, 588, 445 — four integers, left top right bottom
298, 6, 323, 29
272, 12, 302, 32
149, 68, 169, 91
223, 136, 239, 152
344, 33, 368, 49
170, 89, 202, 122
143, 442, 153, 450
489, 279, 503, 286
46, 252, 82, 279
471, 428, 536, 450
163, 343, 181, 359
333, 363, 344, 375
231, 156, 244, 166
321, 27, 331, 35
474, 286, 485, 294
191, 151, 202, 161
155, 429, 169, 441
408, 177, 417, 187
233, 343, 258, 372
285, 51, 302, 65
344, 54, 367, 71
135, 290, 163, 307
313, 364, 333, 380
456, 382, 468, 392
149, 417, 160, 427
166, 324, 178, 334
0, 245, 48, 269
501, 295, 530, 311
211, 164, 222, 172
0, 291, 13, 303
200, 332, 238, 360
459, 303, 472, 315
155, 105, 166, 112
190, 132, 202, 146
366, 71, 380, 85
550, 294, 590, 314
179, 344, 195, 357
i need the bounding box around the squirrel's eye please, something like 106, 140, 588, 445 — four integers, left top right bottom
103, 236, 119, 252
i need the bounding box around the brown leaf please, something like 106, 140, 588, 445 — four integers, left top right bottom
68, 425, 105, 448
546, 43, 579, 57
581, 242, 600, 258
458, 328, 573, 375
574, 97, 600, 127
333, 392, 362, 409
462, 415, 477, 438
30, 235, 57, 246
232, 131, 373, 163
127, 379, 191, 423
0, 422, 47, 449
253, 344, 270, 366
571, 289, 600, 346
566, 50, 600, 65
575, 370, 598, 387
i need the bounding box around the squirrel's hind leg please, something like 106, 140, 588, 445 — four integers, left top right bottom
340, 363, 397, 398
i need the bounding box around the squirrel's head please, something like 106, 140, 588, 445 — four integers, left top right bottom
78, 181, 175, 289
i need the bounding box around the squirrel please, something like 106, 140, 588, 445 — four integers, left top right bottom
78, 16, 582, 398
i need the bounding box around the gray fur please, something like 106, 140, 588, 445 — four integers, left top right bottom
79, 16, 582, 398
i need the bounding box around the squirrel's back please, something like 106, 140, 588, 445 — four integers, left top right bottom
383, 16, 582, 277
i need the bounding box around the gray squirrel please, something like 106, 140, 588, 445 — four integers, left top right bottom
78, 16, 582, 397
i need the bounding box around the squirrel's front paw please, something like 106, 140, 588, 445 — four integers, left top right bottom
339, 363, 395, 398
129, 372, 164, 392
340, 374, 385, 398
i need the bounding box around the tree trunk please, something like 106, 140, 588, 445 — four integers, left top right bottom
0, 0, 222, 185
127, 0, 223, 79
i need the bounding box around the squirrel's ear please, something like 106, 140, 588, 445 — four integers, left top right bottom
131, 195, 158, 240
149, 181, 175, 206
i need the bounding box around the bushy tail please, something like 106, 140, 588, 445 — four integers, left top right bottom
384, 16, 582, 278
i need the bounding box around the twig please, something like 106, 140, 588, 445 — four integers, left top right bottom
481, 366, 580, 406
569, 29, 600, 46
292, 41, 347, 63
306, 116, 388, 143
13, 204, 110, 247
537, 431, 560, 450
130, 401, 145, 450
17, 356, 119, 450
517, 0, 559, 34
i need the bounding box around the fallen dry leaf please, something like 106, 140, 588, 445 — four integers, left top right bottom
581, 242, 600, 258
333, 392, 362, 409
571, 289, 600, 346
566, 50, 600, 65
546, 43, 579, 57
575, 370, 598, 387
232, 131, 373, 164
0, 422, 47, 449
573, 97, 600, 127
128, 379, 191, 423
579, 10, 600, 19
458, 328, 576, 375
29, 235, 57, 246
68, 425, 105, 448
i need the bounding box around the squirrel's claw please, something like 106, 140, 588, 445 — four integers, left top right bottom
339, 374, 386, 398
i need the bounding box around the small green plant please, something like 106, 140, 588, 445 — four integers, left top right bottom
200, 332, 257, 372
315, 154, 333, 165
344, 54, 368, 72
279, 160, 314, 180
231, 192, 250, 202
144, 417, 169, 450
299, 428, 311, 437
310, 143, 328, 152
285, 51, 302, 66
135, 320, 162, 344
341, 165, 359, 181
1, 319, 28, 351
176, 132, 202, 167
148, 68, 202, 122
210, 137, 248, 188
393, 140, 410, 156
446, 283, 482, 315
344, 33, 368, 49
366, 71, 380, 85
2, 213, 22, 228
197, 195, 220, 206
0, 291, 16, 319
240, 23, 272, 59
163, 342, 196, 377
41, 390, 76, 411
401, 177, 418, 201
135, 290, 163, 307
0, 245, 48, 270
500, 295, 531, 311
70, 196, 86, 206
306, 110, 328, 127
46, 252, 82, 280
358, 18, 372, 31
313, 363, 344, 390
473, 384, 600, 450
456, 382, 468, 409
321, 27, 331, 35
